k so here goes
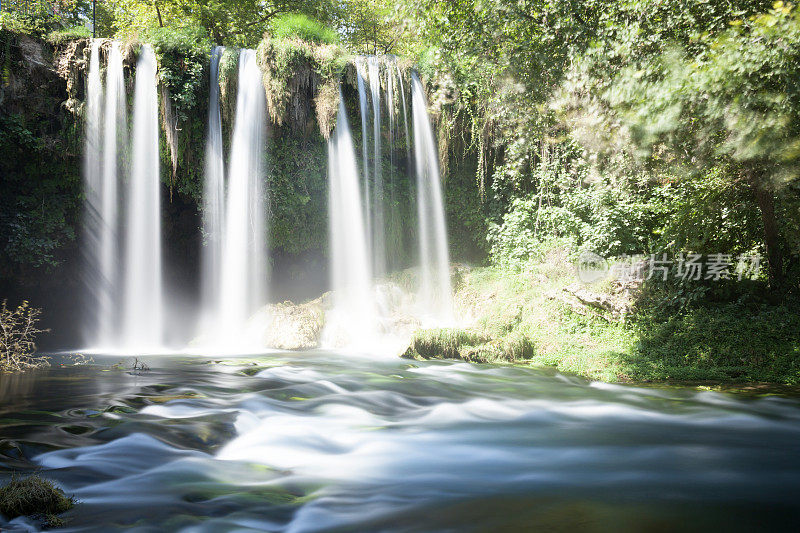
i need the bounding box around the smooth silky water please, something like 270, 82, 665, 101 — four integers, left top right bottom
122, 44, 164, 351
1, 352, 798, 532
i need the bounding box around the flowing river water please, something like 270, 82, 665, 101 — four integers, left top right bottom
1, 352, 799, 532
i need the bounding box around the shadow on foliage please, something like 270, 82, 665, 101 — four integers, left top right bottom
619, 276, 800, 384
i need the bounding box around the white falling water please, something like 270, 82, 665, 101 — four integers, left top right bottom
122, 44, 164, 350
325, 93, 377, 348
217, 49, 267, 345
82, 41, 104, 345
385, 57, 400, 272
411, 73, 453, 323
367, 57, 385, 277
386, 58, 395, 154
395, 61, 411, 162
355, 59, 372, 253
96, 41, 127, 346
199, 46, 225, 333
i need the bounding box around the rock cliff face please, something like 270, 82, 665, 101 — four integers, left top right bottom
3, 34, 57, 107
0, 31, 86, 347
1, 34, 124, 122
1, 33, 77, 139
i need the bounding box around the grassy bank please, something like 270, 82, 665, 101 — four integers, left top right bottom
403, 251, 800, 385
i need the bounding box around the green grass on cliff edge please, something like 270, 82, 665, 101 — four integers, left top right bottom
405, 251, 800, 386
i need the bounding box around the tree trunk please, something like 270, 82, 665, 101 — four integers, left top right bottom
155, 2, 164, 27
749, 169, 784, 289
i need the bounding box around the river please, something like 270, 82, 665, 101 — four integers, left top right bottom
1, 352, 799, 531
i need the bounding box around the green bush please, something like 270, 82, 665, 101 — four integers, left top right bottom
46, 25, 91, 45
269, 14, 338, 44
402, 327, 534, 364
145, 25, 210, 198
0, 11, 61, 36
403, 328, 490, 360
145, 24, 210, 55
0, 13, 32, 34
629, 302, 800, 383
0, 113, 80, 277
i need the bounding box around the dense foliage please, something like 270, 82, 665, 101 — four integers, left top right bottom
388, 1, 800, 292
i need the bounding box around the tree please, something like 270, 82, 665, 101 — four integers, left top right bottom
102, 0, 338, 47
604, 3, 800, 287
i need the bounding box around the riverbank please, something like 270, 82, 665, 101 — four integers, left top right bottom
405, 250, 800, 386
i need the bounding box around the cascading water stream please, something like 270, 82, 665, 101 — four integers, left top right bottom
411, 73, 453, 323
324, 93, 378, 348
355, 59, 372, 254
82, 41, 104, 345
395, 61, 411, 163
385, 57, 403, 272
122, 44, 164, 350
97, 42, 127, 346
199, 46, 225, 334
324, 59, 454, 343
367, 57, 385, 277
217, 49, 268, 345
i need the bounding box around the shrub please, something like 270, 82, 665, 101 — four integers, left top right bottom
629, 301, 800, 383
403, 328, 489, 360
144, 25, 210, 197
0, 12, 62, 36
145, 24, 211, 120
402, 327, 535, 364
269, 14, 338, 45
46, 25, 91, 45
0, 300, 49, 372
144, 24, 210, 56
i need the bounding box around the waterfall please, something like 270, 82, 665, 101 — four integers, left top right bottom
325, 93, 377, 348
411, 73, 453, 323
199, 46, 225, 333
395, 61, 411, 163
77, 45, 453, 352
97, 42, 127, 346
367, 57, 385, 277
122, 44, 164, 350
217, 49, 267, 343
82, 41, 104, 345
324, 60, 454, 345
355, 59, 371, 255
385, 57, 401, 272
386, 59, 396, 159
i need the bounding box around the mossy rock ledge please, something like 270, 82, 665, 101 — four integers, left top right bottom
402, 327, 535, 365
0, 475, 75, 528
